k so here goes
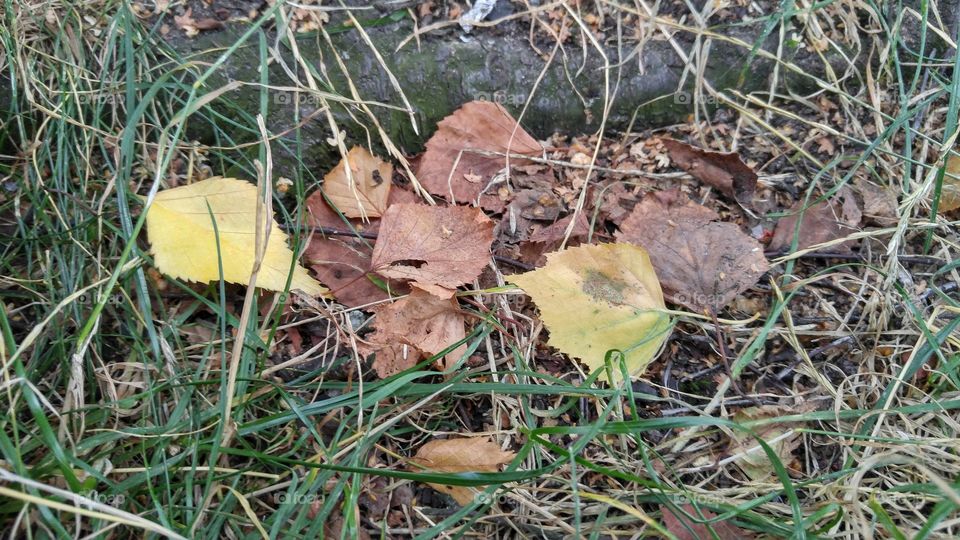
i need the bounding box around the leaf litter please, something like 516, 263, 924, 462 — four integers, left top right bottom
148, 101, 879, 529
769, 185, 863, 253
615, 189, 769, 314
417, 100, 543, 210
410, 437, 515, 506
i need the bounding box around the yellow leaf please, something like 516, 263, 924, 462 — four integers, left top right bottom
941, 151, 960, 212
511, 243, 670, 383
410, 437, 514, 505
146, 177, 327, 296
322, 146, 393, 218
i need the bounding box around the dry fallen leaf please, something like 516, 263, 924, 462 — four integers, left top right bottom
941, 150, 960, 212
727, 406, 802, 482
410, 437, 515, 505
661, 138, 758, 206
304, 237, 403, 308
511, 243, 671, 383
322, 146, 393, 219
520, 213, 592, 267
769, 186, 862, 253
370, 204, 494, 288
661, 504, 756, 540
146, 177, 326, 296
615, 190, 768, 314
417, 101, 542, 209
854, 178, 898, 226
173, 8, 222, 37
366, 285, 467, 377
303, 185, 419, 306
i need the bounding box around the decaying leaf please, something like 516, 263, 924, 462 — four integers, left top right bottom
726, 406, 802, 482
616, 190, 768, 314
173, 8, 223, 37
146, 177, 327, 296
661, 138, 757, 206
366, 285, 467, 377
322, 146, 393, 219
511, 243, 671, 383
370, 204, 494, 288
661, 504, 756, 540
304, 237, 403, 308
854, 178, 898, 226
769, 186, 862, 253
520, 213, 592, 267
303, 186, 418, 307
410, 437, 515, 505
417, 101, 542, 209
941, 150, 960, 212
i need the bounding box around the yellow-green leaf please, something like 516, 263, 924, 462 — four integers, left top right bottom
146, 177, 327, 296
511, 243, 670, 383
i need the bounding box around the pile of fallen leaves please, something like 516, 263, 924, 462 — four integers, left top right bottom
144, 96, 915, 395
144, 99, 931, 516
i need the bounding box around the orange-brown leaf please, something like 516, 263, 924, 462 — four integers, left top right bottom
322, 146, 393, 219
769, 186, 862, 253
370, 204, 494, 288
410, 437, 515, 505
304, 237, 405, 308
939, 151, 960, 212
661, 504, 756, 540
366, 285, 467, 377
417, 101, 542, 209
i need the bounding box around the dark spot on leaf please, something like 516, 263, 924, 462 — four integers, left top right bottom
392, 259, 427, 269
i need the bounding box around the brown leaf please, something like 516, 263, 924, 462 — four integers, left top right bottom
323, 515, 371, 540
307, 182, 419, 232
410, 437, 515, 505
304, 187, 416, 307
367, 285, 467, 377
727, 405, 803, 482
661, 138, 758, 206
854, 178, 898, 225
417, 101, 542, 210
322, 146, 393, 219
173, 8, 222, 35
615, 190, 769, 313
661, 504, 756, 540
520, 213, 592, 267
529, 213, 591, 243
304, 237, 405, 308
769, 186, 862, 253
371, 204, 494, 288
